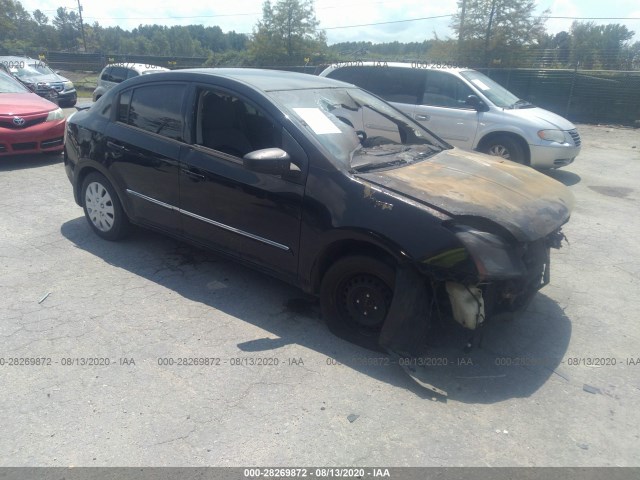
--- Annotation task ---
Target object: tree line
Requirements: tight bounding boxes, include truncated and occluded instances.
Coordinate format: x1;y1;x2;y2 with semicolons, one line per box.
1;0;639;69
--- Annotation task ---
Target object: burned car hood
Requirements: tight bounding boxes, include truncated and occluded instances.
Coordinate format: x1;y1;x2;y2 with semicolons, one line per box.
357;148;574;242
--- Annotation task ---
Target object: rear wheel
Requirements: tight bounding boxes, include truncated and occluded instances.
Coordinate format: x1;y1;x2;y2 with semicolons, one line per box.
320;255;395;347
482;135;527;164
81;172;129;241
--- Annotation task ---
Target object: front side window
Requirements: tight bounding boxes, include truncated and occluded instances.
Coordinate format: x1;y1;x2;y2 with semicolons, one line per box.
422;71;475;108
460;70;520;108
119;84;186;141
194;88;280;157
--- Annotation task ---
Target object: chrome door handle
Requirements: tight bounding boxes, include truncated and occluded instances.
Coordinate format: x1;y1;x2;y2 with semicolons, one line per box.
106;141;126;151
182;168;205;181
415;114;430;121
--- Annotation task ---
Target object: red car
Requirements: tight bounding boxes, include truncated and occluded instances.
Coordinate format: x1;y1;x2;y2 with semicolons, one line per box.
0;71;65;156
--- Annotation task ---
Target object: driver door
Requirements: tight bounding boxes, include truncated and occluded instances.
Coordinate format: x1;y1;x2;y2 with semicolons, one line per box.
178;86;306;281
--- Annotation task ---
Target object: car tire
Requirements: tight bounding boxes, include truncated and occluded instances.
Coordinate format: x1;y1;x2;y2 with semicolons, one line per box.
320;255;396;347
81;172;129;241
483;135;527;164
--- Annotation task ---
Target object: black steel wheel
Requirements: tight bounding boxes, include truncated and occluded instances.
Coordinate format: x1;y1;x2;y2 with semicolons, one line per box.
320;255;395;347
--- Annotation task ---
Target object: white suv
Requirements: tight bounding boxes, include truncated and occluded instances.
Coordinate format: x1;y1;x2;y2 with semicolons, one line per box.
320;62;581;168
93;63;169;101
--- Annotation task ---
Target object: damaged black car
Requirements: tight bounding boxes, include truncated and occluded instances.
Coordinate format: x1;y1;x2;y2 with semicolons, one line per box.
63;69;573;357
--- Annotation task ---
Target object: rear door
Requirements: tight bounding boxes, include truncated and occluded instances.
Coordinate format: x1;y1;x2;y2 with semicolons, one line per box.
178;85;305;281
104;82;187;235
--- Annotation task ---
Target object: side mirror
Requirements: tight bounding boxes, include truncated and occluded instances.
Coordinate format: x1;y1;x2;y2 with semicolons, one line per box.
465;95;488;112
243;148;291;175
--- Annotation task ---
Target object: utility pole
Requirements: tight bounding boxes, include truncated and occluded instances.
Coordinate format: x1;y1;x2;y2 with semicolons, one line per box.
77;0;87;52
484;0;497;66
458;0;467;63
458;0;467;45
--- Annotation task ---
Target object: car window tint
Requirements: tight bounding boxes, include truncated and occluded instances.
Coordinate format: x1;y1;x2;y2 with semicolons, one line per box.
327;66;372;88
126;69;139;79
329;67;422;105
368;67;423;104
117;89;132;122
101;66;113;81
422;71;475;108
110;67;128;83
125;84;186;141
195;88;280;157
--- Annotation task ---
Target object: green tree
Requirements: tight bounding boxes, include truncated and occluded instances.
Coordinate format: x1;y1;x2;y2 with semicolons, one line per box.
452;0;548;66
249;0;327;66
33;9;47;26
569;22;633;69
52;7;80;50
1;0;37;52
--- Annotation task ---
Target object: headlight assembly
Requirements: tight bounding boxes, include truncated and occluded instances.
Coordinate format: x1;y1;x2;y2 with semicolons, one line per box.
537;129;566;143
454;226;526;280
46;108;64;121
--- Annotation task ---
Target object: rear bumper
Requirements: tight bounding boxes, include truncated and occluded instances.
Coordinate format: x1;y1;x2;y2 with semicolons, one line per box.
0;119;65;156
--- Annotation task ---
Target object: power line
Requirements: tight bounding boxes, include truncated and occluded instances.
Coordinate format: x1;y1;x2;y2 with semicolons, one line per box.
324;14;452;30
83;13;261;21
541;16;640;20
76;13;640;28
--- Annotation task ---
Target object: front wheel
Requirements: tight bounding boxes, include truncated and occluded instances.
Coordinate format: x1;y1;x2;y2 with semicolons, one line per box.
482;136;527;164
320;255;395;349
81;172;129;241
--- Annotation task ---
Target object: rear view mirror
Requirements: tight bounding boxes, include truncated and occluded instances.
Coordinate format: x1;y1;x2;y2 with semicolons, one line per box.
243;148;291;175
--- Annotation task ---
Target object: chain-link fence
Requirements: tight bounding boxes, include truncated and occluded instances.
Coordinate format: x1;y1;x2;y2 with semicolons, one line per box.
478;68;640;125
25;51;640;126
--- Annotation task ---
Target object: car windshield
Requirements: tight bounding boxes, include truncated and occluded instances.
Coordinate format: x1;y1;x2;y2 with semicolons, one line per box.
0;73;29;93
13;63;55;77
460;70;533;109
269;87;448;172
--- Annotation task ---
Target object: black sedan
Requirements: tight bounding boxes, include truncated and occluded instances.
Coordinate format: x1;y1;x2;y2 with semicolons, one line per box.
63;68;573;356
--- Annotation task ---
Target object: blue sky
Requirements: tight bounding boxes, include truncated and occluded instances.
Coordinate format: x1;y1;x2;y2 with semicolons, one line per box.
19;0;640;44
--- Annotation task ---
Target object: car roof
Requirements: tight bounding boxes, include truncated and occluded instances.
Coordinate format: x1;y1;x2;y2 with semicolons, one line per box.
103;62;169;72
321;61;471;75
151;68;347;91
0;55;40;64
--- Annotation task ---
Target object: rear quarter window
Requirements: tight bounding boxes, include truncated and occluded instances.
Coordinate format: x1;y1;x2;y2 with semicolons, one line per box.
328;66;423;105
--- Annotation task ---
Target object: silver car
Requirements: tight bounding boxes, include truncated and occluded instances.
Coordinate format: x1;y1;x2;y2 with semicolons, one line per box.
321;62;581;169
92;63;169;101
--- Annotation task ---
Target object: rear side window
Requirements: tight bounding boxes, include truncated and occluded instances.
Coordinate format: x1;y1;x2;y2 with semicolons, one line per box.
328;66;424;105
100;66;113;81
126;69;139;79
110;67;128;83
422;71;475;109
118;84;186;141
